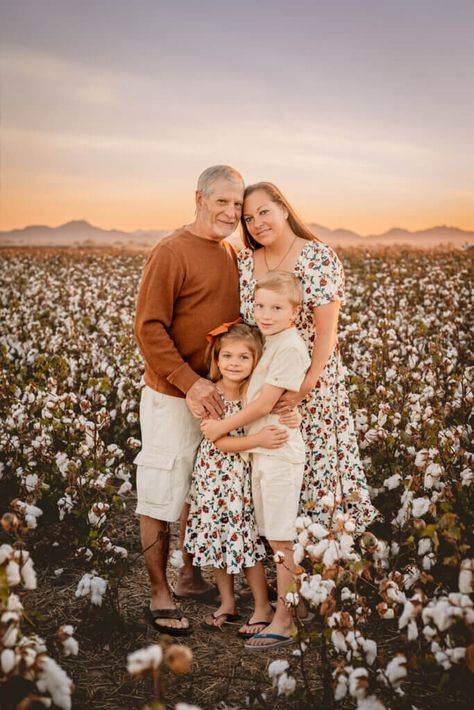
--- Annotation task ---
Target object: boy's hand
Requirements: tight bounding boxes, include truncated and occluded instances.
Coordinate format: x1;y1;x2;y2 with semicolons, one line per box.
278;407;302;429
257;425;289;449
200;417;226;442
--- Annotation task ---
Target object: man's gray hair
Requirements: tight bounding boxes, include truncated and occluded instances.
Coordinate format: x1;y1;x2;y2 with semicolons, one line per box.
196;165;244;195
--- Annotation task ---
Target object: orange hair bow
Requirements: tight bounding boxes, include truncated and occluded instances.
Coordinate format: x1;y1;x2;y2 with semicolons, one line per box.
206;317;243;344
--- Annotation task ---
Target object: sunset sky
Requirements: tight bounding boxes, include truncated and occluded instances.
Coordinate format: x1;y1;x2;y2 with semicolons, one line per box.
1;0;473;234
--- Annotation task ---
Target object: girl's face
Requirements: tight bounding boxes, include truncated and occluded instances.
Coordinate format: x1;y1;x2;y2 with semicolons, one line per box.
243;190;289;246
217;338;255;384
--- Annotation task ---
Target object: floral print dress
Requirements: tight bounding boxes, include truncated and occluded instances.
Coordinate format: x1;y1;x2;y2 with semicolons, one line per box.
184;399;266;574
238;241;379;533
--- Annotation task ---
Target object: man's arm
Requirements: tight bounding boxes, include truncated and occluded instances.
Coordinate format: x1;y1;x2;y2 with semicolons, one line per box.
135;245;223;417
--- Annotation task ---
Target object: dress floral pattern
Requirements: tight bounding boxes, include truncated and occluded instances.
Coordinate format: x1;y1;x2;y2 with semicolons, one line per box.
238;241;380;533
184;399;266;574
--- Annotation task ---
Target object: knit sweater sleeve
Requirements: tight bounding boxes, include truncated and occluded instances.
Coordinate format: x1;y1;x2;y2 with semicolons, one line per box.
134;244;200;394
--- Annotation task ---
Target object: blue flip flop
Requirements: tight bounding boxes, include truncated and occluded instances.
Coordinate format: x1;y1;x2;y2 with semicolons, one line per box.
244;632;294;652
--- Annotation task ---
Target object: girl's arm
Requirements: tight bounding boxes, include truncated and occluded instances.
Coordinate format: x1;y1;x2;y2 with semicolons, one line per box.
215;425;289;453
200;383;283;442
274;301;340;411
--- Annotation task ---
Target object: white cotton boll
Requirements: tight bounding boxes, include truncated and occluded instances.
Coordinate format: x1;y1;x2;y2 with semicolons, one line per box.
118;481;132;495
341;587;355;602
90;575;107;606
423;625;437;640
24;473;39;492
321;492;335;509
7;594;23;611
459;559;473;594
407;619;418;641
273;550;285;563
348;667;369;699
277;672;296;696
54;568;64;577
461;468;473;486
286;592;299;606
1;648;16;673
334;674;348;701
6;560;21;587
384;473;402;490
362;638;377;666
295;515;312;531
0;544;14;564
385;655;407;686
411;497;430;518
331;630;347;653
418;538;432;556
127;644;163;675
298;529;309;546
75;573;92;598
308;522;329;539
37;656;73;710
414;450;430;468
62;636;79;657
268;659;289;679
391;542;400;556
20;557;37;590
399;601;416;629
323;540;340;566
293;543;305;565
2;624;18;647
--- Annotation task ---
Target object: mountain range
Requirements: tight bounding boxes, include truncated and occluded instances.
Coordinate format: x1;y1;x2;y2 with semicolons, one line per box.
1;219;473;248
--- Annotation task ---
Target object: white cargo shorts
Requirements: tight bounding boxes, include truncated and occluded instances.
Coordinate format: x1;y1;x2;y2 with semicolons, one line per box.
134;385;202;522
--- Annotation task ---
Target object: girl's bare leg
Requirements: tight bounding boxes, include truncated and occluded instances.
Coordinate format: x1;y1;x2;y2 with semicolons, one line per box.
203;568;236;628
239;562;273;635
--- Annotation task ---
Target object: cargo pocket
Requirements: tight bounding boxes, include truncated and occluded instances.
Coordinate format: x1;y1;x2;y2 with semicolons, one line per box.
134;447;176;508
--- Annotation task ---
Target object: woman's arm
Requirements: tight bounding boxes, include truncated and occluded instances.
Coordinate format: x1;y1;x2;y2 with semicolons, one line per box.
215;425;289;453
200;383;283;442
274;300;340;410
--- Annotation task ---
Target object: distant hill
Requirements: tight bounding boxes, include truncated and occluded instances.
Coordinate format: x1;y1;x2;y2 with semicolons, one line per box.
1;219;473;249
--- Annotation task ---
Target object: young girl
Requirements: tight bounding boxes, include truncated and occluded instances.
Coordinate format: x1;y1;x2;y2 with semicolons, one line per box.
184;322;290;635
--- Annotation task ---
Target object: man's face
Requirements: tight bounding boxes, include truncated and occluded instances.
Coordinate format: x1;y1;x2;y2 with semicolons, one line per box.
195;177;243;240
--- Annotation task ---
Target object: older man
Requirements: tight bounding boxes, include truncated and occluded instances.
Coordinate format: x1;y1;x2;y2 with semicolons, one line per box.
134;165;244;634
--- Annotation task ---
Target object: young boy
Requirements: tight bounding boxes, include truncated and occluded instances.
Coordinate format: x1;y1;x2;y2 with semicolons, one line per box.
201;271;310;651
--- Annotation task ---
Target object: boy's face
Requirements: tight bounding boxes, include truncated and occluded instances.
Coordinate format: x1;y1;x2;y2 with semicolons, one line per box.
253;288;299;336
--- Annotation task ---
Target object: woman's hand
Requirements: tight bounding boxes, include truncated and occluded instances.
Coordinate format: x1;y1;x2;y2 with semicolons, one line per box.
257;425;289;449
200;417;226;442
278;406;302;429
272;376;314;413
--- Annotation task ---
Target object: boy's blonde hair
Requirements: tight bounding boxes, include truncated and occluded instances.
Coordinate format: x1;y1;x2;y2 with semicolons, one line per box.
206;323;263;385
254;271;303;307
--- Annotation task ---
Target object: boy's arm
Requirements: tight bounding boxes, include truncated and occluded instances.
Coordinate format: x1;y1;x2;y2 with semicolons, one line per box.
215;425;289;453
200;384;283;442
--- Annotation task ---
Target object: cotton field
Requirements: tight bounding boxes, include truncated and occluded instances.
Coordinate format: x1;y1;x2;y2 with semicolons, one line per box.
0;247;472;709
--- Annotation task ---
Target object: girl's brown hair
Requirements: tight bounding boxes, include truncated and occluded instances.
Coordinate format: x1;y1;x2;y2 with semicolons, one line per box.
241;181;322;250
206;323;263;387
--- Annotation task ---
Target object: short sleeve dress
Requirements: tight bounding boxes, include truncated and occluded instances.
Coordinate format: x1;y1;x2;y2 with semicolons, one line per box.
238;241;379;533
184;399;266;574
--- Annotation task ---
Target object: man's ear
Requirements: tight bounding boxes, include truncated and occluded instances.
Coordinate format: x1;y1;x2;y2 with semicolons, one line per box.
195;190;203;209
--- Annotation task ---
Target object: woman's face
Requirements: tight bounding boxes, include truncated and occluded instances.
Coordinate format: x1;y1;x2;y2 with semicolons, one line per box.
243;190;288;247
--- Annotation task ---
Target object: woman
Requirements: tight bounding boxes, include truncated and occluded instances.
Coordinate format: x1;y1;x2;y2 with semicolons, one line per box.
238;182;379;532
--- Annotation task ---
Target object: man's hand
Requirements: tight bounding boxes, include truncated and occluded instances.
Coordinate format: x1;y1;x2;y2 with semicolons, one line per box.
278;407;302;429
257;425;289;449
186;378;224;419
200;417;226;442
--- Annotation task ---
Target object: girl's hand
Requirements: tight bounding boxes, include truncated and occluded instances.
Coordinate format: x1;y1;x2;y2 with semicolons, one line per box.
200;418;226;442
257;425;289;449
278;407;302;429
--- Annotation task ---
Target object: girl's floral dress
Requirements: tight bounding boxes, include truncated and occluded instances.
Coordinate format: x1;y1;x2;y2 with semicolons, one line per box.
238;241;379;533
184;399;266;574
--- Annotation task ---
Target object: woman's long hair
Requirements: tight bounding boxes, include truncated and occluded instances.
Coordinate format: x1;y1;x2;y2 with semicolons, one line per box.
241;182;322;250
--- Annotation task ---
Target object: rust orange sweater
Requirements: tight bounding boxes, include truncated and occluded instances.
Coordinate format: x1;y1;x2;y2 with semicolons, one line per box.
135;227;240;398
